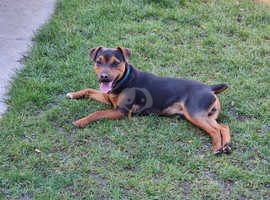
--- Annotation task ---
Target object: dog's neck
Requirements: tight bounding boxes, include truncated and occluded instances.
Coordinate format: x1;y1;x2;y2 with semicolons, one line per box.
114;63;130;88
111;63;134;94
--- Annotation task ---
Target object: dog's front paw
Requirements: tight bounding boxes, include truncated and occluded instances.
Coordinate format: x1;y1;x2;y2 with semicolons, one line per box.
73;119;87;128
66;93;74;99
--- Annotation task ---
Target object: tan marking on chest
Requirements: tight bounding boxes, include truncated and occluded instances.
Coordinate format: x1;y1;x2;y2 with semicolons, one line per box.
108;94;119;109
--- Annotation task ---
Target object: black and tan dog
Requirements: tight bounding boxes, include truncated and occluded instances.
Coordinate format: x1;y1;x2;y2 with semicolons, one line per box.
66;47;231;154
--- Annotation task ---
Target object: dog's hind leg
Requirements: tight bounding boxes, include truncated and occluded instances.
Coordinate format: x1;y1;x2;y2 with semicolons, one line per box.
208;96;231;153
220;125;231;153
184;112;223;154
161;101;223;154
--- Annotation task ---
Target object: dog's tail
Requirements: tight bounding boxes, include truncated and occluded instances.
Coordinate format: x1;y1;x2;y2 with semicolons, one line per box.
210;84;228;94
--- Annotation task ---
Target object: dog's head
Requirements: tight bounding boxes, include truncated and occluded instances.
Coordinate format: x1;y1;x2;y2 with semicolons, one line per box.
89;47;131;93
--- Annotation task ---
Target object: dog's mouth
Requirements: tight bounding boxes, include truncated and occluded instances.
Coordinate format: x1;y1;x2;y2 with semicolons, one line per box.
100;81;113;93
99;75;120;94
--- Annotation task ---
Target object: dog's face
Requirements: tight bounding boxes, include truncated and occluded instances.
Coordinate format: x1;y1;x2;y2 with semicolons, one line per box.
90;47;131;93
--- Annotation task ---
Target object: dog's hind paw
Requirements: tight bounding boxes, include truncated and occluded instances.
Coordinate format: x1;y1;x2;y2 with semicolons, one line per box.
223;143;232;154
66;93;73;99
213;148;223;155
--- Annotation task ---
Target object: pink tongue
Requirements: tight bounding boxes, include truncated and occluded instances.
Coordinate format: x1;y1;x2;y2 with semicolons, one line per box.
100;82;113;93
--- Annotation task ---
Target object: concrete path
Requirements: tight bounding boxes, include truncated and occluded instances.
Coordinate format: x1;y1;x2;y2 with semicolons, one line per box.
0;0;56;117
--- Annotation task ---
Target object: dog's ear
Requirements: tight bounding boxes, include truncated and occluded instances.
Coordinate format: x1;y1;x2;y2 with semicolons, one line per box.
89;46;103;61
117;47;131;62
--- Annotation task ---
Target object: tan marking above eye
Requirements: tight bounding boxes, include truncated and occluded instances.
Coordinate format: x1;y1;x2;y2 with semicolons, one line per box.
96;56;105;65
109;56;120;65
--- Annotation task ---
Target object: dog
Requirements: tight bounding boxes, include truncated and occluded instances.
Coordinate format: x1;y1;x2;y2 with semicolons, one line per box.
66;47;231;154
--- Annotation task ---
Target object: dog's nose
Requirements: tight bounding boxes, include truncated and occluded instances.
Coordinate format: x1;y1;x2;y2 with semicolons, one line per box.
100;73;110;81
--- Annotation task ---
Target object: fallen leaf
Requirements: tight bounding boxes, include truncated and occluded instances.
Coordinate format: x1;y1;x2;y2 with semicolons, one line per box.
201;25;207;30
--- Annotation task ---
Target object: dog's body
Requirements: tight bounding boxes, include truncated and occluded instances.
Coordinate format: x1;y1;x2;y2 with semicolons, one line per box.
67;47;231;154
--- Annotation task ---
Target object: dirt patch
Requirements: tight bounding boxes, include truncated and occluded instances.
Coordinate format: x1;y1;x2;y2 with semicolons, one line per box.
228;107;254;122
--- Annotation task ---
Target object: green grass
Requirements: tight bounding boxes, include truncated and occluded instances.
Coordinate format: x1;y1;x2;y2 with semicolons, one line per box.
1;0;270;199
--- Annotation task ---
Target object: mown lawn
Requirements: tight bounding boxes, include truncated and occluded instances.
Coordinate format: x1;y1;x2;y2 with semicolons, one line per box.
1;0;270;199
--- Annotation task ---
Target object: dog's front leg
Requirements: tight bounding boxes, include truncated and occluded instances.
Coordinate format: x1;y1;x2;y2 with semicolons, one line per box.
73;109;125;128
66;88;110;105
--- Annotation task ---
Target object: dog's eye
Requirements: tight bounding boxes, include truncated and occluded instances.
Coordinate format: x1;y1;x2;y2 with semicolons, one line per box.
96;61;102;65
112;61;119;67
